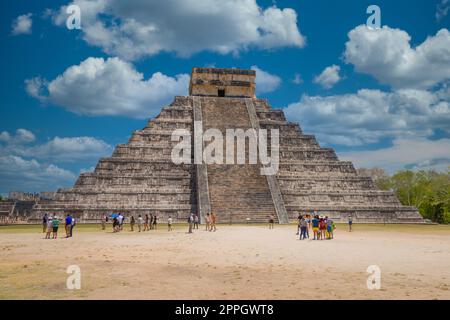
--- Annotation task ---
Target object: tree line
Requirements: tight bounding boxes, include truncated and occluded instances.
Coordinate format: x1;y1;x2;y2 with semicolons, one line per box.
358;168;450;224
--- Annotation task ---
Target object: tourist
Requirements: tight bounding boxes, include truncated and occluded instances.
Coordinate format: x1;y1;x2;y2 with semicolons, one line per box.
299;216;308;240
112;216;118;232
296;213;301;235
210;212;217;232
101;213;107;230
137;214;143;232
42;213;48;233
268;214;274;229
52;216;60;239
348;215;353;232
149;214;154;230
205;213;211;231
153;214;158;230
65;214;72;238
311;215;319;240
305;214;311;239
168;216;173;231
130;216;135;232
188;213;194;233
45;216;53;239
327;217;334;239
70;216;76;237
193;214;199;229
117;213;124;231
319;217;327;240
144;214;149;231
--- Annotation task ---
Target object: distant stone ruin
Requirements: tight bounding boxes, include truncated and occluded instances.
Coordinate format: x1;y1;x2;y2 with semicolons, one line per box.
31;68;423;224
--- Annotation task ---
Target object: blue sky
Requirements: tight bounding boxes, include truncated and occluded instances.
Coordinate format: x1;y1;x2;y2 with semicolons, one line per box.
0;0;449;194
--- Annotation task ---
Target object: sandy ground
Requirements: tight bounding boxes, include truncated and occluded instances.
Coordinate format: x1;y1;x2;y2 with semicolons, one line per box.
0;223;449;300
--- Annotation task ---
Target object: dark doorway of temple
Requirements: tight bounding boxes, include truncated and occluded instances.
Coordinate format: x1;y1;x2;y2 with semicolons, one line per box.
218;89;225;97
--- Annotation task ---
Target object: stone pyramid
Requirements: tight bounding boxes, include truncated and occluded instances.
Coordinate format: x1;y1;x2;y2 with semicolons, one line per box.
32;68;423;223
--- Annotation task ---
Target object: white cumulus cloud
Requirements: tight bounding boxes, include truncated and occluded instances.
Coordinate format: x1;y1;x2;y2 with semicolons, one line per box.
0;130;112;163
0;156;76;193
26;57;190;119
340;138;450;173
284;87;450;147
11;13;33;35
313;65;341;89
251;65;282;94
50;0;305;60
344;25;450;89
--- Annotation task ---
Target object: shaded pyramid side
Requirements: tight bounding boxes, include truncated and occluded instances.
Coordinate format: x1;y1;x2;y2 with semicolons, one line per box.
32;97;197;222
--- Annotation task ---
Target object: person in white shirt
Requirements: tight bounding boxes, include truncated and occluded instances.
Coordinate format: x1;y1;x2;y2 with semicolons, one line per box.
168;216;173;231
137;215;143;232
117;214;123;232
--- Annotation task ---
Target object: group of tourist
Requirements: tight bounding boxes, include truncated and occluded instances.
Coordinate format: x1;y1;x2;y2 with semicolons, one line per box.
42;212;76;239
203;212;217;232
296;214;336;240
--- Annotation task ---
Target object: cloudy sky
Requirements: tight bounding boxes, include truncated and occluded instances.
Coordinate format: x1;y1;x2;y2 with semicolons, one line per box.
1;0;449;194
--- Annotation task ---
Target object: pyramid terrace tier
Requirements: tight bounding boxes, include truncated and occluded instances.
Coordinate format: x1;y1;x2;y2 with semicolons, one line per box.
282;190;401;206
285;205;422;223
75;173;193;189
278;176;377;190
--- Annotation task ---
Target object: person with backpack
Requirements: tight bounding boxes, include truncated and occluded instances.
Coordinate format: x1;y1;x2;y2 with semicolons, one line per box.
52;216;60;239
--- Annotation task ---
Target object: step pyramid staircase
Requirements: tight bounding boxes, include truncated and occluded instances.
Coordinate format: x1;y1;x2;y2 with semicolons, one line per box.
31;68;423;224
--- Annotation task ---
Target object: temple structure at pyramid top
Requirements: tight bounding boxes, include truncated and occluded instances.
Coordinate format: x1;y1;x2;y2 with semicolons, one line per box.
30;67;423;224
189;67;256;98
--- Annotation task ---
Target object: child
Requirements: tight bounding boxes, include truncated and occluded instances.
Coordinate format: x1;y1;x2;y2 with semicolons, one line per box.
311;215;319;240
319;217;326;240
168;216;173;231
326;217;333;239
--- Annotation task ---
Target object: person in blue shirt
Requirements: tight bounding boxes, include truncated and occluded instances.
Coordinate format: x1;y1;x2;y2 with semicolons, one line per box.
65;214;72;238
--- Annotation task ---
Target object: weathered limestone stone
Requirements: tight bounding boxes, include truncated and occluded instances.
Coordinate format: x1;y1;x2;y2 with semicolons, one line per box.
32;67;423;224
